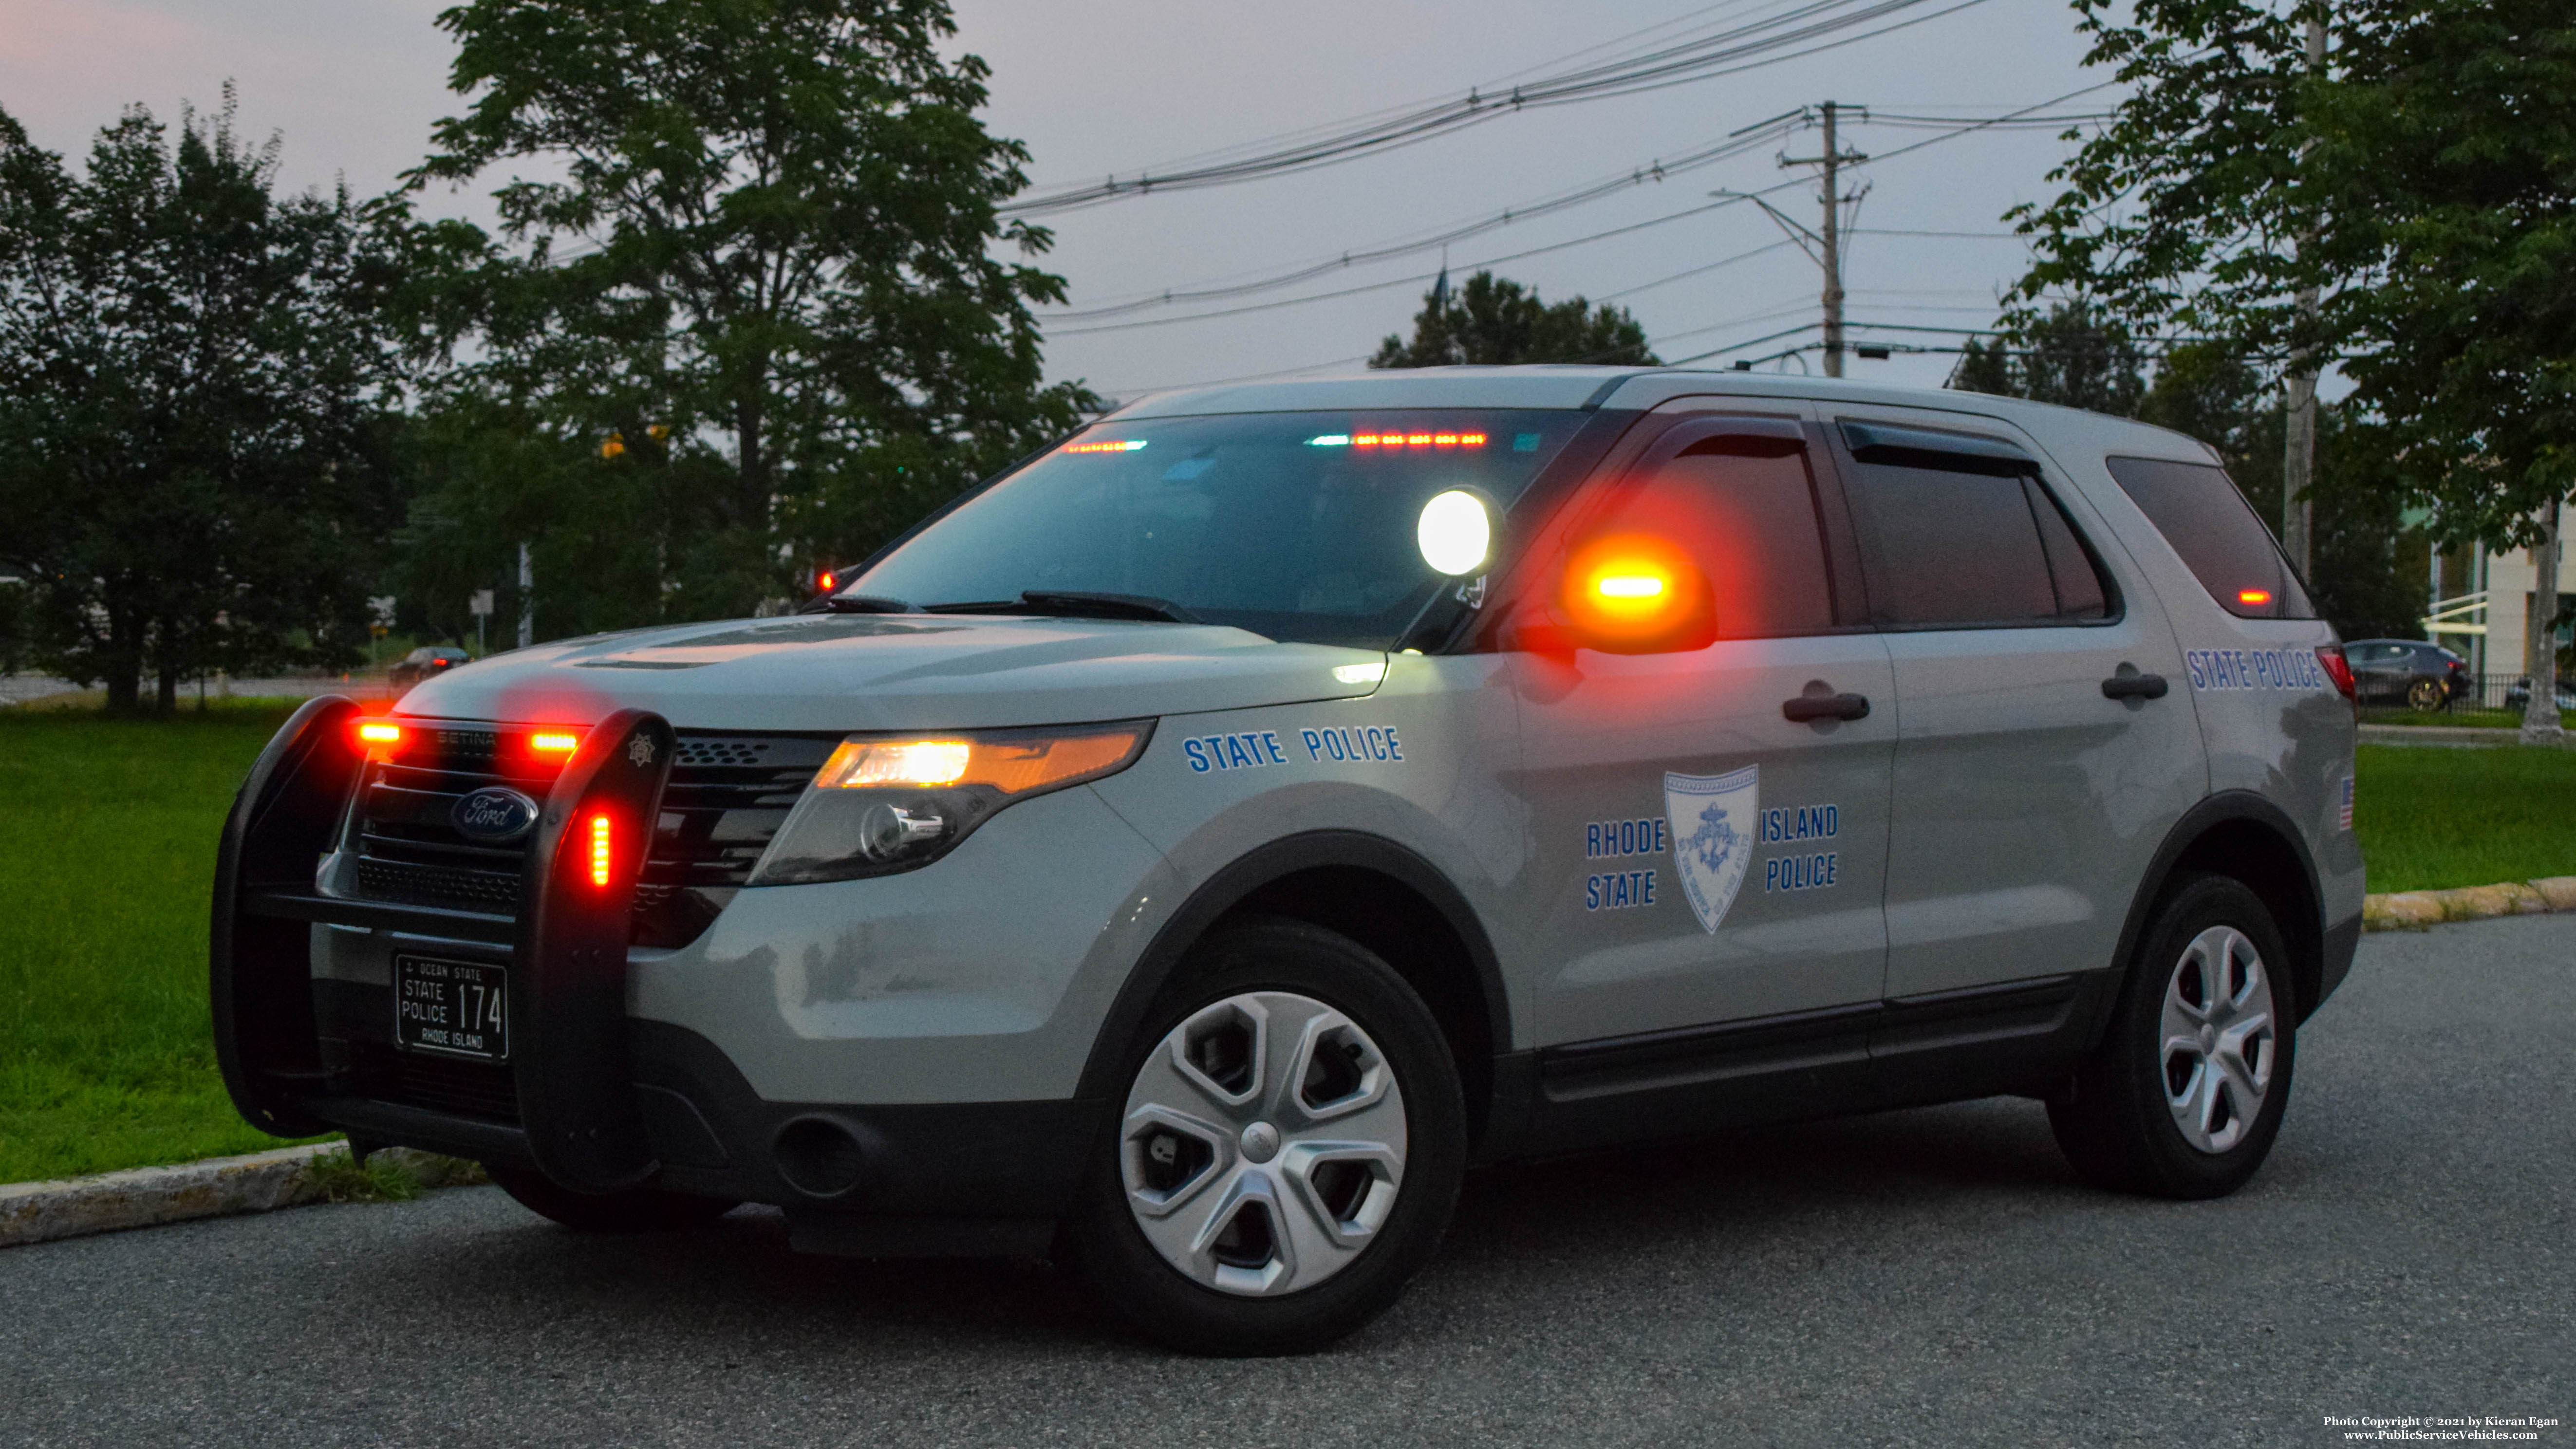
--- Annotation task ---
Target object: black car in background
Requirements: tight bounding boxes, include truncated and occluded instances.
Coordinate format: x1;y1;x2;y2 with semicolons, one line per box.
388;645;471;691
2343;638;2470;710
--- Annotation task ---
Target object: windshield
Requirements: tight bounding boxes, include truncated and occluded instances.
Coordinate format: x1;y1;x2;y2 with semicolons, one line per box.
849;410;1587;648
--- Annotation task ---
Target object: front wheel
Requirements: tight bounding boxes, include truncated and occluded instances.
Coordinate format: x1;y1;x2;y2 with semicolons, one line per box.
2407;677;2446;711
484;1164;740;1232
1062;918;1467;1356
2049;873;2296;1198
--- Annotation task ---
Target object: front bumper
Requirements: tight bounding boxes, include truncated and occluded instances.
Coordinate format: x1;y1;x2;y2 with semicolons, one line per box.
211;698;1127;1230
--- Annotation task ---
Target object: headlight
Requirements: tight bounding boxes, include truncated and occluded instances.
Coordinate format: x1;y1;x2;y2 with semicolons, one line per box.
746;721;1154;886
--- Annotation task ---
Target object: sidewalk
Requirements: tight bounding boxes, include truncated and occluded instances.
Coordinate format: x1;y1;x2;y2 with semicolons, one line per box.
1;673;392;706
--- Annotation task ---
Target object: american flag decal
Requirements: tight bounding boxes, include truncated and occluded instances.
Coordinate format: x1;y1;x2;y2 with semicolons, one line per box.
2339;776;2355;831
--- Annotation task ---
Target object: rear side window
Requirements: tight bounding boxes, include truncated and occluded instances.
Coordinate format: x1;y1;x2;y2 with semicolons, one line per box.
1578;433;1836;638
1837;428;2115;628
2104;456;2315;619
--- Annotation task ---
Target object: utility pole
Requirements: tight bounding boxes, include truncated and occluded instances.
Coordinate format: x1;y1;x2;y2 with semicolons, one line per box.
2281;11;2327;576
2527;498;2565;744
1778;102;1867;377
516;542;534;650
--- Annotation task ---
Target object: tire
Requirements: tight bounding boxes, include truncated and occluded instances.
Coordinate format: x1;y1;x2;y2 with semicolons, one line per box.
2049;873;2297;1199
1062;917;1467;1356
2407;677;2446;711
484;1164;740;1232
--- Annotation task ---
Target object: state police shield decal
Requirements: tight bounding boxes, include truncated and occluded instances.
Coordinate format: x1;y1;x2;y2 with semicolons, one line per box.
1665;765;1757;934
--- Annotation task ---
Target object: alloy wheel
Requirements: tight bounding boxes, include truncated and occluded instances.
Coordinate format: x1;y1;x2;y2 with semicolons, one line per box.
2159;925;2277;1154
1120;990;1407;1297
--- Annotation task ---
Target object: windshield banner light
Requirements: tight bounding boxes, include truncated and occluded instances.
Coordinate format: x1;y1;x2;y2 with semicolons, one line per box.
1064;439;1148;454
1308;431;1487;449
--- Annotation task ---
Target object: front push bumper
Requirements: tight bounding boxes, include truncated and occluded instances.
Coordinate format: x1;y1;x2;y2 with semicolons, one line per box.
211;697;1105;1245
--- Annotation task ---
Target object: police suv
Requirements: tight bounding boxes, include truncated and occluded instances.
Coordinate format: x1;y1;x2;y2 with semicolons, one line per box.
212;368;2363;1355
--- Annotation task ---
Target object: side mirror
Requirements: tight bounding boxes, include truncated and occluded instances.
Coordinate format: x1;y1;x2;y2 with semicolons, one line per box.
1546;534;1717;655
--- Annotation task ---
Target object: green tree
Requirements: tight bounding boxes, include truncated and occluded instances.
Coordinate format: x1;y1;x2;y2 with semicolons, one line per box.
1948;300;2146;415
1371;271;1658;368
2010;0;2576;550
402;0;1094;628
0;93;407;710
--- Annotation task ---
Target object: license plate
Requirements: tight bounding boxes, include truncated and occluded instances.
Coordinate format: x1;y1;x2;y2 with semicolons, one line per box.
393;955;509;1062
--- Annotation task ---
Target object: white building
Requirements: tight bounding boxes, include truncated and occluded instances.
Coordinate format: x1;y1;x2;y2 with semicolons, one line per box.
2427;529;2575;681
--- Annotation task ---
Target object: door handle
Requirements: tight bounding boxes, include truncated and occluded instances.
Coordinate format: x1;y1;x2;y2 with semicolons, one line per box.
2101;671;2169;701
1783;692;1871;723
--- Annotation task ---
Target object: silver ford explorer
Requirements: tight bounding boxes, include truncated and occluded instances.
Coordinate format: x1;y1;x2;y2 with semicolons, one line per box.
212;367;2364;1355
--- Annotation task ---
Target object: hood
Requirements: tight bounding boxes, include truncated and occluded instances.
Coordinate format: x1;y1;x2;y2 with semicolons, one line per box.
392;614;1386;732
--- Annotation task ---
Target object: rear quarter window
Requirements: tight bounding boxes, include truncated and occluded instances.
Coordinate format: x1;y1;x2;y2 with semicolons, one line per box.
2104;456;2315;619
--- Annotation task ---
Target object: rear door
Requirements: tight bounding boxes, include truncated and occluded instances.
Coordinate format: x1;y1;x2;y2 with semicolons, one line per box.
1508;411;1896;1047
1822;411;2206;1006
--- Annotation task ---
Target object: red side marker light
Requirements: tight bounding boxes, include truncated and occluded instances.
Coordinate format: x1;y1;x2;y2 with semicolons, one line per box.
2239;588;2273;607
588;812;614;888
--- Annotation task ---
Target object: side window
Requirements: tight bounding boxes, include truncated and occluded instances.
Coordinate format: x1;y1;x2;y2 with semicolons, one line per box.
2104;455;2316;619
1838;429;2112;628
1578;433;1836;638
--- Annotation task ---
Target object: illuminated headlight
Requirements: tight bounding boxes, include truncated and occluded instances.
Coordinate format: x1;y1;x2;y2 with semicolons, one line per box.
747;721;1155;886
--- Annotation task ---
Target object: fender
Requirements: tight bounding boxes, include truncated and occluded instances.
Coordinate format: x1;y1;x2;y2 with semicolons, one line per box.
210;695;365;1137
1072;829;1512;1115
2086;789;2332;1052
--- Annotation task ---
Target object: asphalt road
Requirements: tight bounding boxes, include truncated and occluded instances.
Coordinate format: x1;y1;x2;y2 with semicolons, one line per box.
7;918;2570;1449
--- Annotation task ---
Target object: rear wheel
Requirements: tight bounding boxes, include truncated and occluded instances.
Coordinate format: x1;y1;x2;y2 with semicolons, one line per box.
1063;918;1466;1356
2049;873;2296;1199
484;1164;739;1232
2407;676;2446;711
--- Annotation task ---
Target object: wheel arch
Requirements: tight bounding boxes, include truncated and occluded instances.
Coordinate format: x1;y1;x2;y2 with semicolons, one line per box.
2106;793;2328;1034
1075;831;1512;1152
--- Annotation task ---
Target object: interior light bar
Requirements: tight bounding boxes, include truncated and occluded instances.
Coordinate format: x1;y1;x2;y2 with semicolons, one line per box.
1064;439;1147;454
2238;588;2274;607
1350;432;1486;449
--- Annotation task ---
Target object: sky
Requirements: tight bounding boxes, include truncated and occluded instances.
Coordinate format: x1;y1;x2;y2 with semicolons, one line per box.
0;0;2112;404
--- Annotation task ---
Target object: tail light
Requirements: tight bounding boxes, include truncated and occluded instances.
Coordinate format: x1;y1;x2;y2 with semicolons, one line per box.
2316;645;2356;701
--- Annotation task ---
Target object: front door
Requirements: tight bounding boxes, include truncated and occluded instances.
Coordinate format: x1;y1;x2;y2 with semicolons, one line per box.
1508;411;1896;1048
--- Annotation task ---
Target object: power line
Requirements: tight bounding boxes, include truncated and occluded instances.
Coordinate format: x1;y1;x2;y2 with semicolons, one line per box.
1042;91;2110;336
1043;122;1805;322
1001;0;1997;217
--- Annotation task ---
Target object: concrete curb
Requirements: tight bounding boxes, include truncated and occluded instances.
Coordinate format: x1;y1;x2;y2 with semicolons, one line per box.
2364;875;2576;932
0;1144;483;1250
2357;724;2576;747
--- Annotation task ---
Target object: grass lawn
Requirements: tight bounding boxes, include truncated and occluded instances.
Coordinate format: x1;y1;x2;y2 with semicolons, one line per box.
0;702;333;1184
1;705;2571;1184
2352;742;2576;893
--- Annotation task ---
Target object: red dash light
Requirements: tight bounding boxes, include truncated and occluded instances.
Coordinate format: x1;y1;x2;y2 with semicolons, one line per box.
1348;431;1486;450
2239;588;2273;607
588;812;614;888
529;731;580;756
355;720;404;750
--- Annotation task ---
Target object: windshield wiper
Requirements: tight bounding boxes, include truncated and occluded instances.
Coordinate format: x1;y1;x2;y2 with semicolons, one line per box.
799;594;915;615
927;591;1200;624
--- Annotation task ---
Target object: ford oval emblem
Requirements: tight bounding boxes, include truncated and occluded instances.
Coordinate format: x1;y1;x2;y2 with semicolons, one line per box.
452;786;541;844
